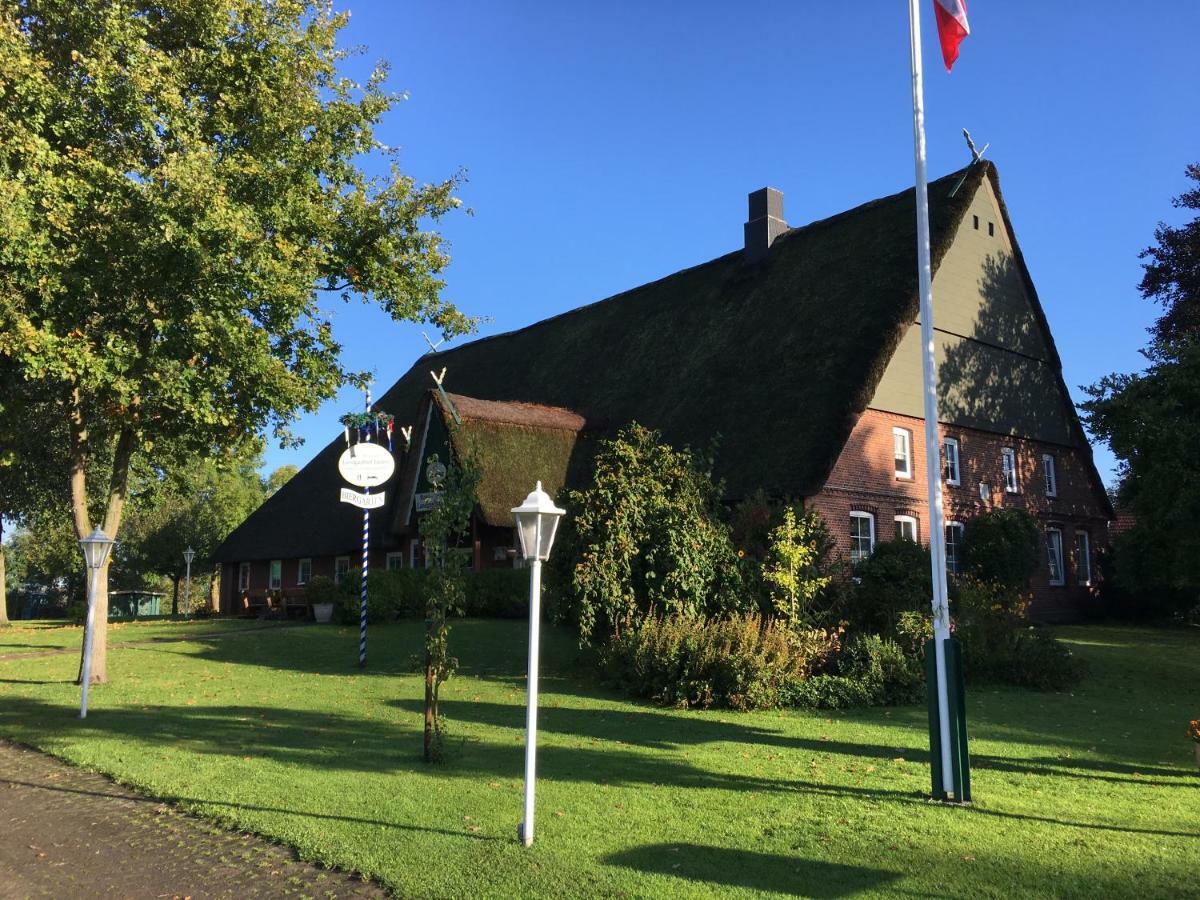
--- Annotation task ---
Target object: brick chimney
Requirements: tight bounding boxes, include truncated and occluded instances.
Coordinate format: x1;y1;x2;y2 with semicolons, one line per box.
743;187;787;263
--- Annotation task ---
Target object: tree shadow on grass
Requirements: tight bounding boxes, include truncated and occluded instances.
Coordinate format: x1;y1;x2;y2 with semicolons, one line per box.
1;695;1195;842
603;843;899;898
395;697;1198;789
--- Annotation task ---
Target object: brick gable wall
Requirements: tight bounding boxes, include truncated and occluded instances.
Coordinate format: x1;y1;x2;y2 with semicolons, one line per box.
806;408;1110;621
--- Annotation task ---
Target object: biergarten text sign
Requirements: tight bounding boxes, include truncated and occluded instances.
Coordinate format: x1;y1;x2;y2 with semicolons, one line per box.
340;487;385;509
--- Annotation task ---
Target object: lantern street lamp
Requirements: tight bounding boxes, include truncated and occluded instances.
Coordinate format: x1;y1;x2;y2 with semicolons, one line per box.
182;546;196;617
78;527;115;719
512;481;565;847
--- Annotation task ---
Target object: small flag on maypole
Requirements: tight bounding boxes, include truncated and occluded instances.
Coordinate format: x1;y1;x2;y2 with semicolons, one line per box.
933;0;970;70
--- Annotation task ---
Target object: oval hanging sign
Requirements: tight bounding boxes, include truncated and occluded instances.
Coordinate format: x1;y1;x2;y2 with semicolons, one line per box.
337;442;395;488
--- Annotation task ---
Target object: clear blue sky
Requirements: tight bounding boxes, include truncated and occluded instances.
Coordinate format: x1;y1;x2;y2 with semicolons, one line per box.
263;0;1200;487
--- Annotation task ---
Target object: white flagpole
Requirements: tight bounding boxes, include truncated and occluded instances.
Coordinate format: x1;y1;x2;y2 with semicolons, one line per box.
907;0;955;798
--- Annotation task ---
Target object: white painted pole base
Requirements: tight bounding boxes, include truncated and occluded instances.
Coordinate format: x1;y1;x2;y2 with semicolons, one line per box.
79;568;97;719
520;556;543;846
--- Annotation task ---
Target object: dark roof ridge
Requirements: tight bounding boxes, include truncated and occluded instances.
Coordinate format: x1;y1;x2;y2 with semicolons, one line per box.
418;164;980;374
770;162;978;250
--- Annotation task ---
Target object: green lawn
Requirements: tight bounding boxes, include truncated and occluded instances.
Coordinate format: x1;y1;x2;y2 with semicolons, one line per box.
0;620;1195;898
0;617;279;655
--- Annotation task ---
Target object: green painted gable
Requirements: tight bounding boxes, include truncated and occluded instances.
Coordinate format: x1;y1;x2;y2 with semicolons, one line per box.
869;178;1077;444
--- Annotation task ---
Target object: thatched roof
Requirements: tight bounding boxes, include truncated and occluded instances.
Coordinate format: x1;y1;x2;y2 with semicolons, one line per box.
215;162;1104;562
395;392;592;528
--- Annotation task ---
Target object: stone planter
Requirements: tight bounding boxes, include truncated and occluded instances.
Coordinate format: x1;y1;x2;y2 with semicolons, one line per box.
313;602;335;624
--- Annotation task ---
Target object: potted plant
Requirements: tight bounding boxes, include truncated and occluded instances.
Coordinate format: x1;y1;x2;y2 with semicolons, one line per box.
1189;720;1200;769
305;575;338;624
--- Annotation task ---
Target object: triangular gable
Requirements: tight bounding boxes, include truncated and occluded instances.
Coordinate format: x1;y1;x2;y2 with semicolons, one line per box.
866;167;1113;516
390;391;590;533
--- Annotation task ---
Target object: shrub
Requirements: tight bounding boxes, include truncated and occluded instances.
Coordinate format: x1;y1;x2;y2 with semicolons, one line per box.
600;612;838;710
1094;531;1195;621
961;509;1040;589
461;569;528;618
304;575;339;606
563;424;744;643
336;569;427;624
1001;628;1087;691
785;674;877;709
894;609;933;658
841;539;931;635
951;576;1085;691
787;634;924;709
840;634;925;705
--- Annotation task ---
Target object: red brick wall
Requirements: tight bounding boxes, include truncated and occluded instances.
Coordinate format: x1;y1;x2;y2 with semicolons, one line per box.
218;524;522;613
807;409;1110;621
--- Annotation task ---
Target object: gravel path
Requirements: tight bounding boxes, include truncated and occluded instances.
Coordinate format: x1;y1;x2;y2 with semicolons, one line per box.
0;740;389;899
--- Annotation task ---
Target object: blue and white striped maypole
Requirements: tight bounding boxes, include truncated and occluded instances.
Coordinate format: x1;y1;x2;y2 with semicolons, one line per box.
359;387;371;668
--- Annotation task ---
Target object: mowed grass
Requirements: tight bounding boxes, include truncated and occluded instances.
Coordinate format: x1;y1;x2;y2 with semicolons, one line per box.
0;617;276;655
0;621;1195;899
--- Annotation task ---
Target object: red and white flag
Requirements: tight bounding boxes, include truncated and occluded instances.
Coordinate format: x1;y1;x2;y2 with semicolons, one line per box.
933;0;970;70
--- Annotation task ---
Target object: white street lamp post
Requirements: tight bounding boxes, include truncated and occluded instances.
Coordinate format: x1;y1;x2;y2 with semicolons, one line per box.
79;527;115;719
182;546;196;616
512;481;565;847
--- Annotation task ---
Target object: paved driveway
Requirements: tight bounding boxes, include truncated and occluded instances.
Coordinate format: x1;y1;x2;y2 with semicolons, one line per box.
0;739;389;899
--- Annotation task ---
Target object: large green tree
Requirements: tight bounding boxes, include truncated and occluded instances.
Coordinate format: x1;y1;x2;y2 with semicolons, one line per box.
1082;164;1200;614
0;1;472;680
119;451;269;614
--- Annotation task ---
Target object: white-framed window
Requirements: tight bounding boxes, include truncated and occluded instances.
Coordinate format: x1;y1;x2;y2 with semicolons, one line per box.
334;556;350;586
893;428;913;479
1002;447;1019;493
1046;528;1065;586
894;515;919;543
1043;454;1058;497
1075;531;1091;586
943;437;961;486
945;522;965;574
410;538;422;570
849;511;875;564
238;562;251;592
297;558;312;585
269;559;282;590
386;551;404;572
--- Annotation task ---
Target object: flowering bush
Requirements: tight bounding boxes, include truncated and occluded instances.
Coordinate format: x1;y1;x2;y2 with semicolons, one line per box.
1187;720;1200;743
600;612;841;710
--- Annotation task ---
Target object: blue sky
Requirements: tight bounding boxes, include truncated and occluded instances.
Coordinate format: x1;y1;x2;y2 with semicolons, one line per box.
265;0;1200;486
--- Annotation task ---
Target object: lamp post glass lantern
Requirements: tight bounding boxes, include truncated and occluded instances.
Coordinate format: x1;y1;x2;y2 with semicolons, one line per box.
512;481;565;847
182;546;196;616
78;527;115;718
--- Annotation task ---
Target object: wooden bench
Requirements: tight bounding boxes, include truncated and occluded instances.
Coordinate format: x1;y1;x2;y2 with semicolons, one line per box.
240;591;313;620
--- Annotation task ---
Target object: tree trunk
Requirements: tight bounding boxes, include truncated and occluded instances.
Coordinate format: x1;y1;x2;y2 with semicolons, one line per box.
0;523;9;626
171;576;180;617
209;566;220;613
85;560;112;684
424;618;434;762
69;394;137;685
